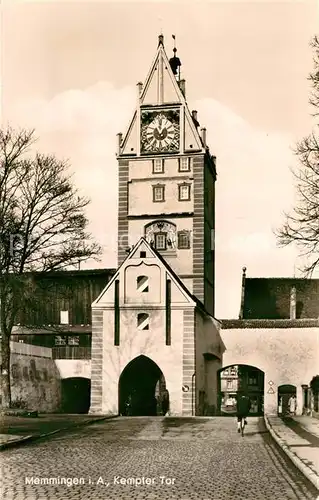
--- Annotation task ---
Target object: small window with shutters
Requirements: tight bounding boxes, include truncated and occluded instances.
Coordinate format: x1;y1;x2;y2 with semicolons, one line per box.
137;313;149;330
178;184;191;201
153;159;164;174
137;275;149;292
155;232;167;250
179;157;191;172
177;231;190;249
153;185;165;202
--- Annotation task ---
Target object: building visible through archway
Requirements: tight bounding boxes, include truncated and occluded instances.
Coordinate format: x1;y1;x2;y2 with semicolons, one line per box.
119;355;168;416
278;384;296;416
218;365;264;415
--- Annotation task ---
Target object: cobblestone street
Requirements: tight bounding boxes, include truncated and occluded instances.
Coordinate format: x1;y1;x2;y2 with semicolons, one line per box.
2;417;318;500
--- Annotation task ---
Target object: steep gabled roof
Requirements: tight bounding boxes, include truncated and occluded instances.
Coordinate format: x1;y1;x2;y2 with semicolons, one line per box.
119;35;204;156
93;237;193;306
93;237;218;323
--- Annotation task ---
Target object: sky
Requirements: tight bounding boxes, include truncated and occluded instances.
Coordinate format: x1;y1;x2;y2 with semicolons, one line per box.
1;0;318;318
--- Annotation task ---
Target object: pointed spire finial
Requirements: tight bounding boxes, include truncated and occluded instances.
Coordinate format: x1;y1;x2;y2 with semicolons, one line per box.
158;34;164;46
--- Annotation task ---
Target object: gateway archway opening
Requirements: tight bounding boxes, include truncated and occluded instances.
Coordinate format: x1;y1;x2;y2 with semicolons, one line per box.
119;355;168;416
278;384;296;416
218;365;264;416
61;377;91;413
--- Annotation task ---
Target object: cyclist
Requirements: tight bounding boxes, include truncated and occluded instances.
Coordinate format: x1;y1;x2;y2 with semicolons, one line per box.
236;392;251;433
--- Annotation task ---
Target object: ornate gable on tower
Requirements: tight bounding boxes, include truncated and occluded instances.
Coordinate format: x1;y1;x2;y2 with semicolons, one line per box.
93;238;196;308
117;34;217;317
119;35;204;157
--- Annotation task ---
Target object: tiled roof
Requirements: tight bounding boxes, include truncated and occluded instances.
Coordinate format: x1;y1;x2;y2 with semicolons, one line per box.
221;318;319;329
243;278;319;319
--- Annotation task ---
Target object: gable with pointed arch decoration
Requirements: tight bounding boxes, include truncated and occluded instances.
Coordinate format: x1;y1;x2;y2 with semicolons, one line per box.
118;355;168;416
124;262;161;303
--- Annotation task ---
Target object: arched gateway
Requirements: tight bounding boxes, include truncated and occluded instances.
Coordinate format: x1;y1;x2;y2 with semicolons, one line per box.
218;364;264;416
61;377;91;413
119;355;168;416
278;384;296;416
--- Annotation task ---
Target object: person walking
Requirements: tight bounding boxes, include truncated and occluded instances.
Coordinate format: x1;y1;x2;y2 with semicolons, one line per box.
236;392;251;433
288;395;297;416
125;394;133;416
162;389;169;416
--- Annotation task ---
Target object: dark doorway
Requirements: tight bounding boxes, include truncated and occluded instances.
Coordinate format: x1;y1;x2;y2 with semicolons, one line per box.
278;384;296;416
217;364;264;416
61;377;91;413
119;355;167;416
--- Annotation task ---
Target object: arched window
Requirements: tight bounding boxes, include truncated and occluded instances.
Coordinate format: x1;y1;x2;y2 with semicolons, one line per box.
137;275;149;292
137;313;149;330
145;220;176;251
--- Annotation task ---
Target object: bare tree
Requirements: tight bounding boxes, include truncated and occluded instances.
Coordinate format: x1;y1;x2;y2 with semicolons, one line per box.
0;127;101;408
276;36;319;275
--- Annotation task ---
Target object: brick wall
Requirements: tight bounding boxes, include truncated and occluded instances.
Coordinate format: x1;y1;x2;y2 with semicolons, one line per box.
192;157;205;304
118;159;129;266
89;310;104;414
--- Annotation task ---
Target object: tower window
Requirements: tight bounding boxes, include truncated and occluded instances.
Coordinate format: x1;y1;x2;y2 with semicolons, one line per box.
155;232;167;250
177;231;190;249
137;313;149;330
153;185;165;202
137;275;149;292
178;184;191;201
153;159;164;174
179;157;191;172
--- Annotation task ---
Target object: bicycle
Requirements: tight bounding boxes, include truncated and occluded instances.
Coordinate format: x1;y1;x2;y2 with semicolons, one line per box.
238;417;247;437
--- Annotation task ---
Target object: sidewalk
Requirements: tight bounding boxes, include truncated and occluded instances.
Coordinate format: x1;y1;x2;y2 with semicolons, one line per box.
0;413;117;450
265;415;319;492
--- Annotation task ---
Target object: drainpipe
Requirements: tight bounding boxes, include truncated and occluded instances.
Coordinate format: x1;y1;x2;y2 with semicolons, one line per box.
191;373;196;416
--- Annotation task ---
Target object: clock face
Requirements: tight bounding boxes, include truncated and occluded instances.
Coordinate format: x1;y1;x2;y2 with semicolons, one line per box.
141;109;180;153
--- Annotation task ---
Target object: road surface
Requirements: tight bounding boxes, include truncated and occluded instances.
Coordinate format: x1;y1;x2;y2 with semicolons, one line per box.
2;416;318;499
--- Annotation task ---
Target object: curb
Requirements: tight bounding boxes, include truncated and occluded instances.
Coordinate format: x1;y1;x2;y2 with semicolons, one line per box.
0;415;118;451
264;415;319;492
